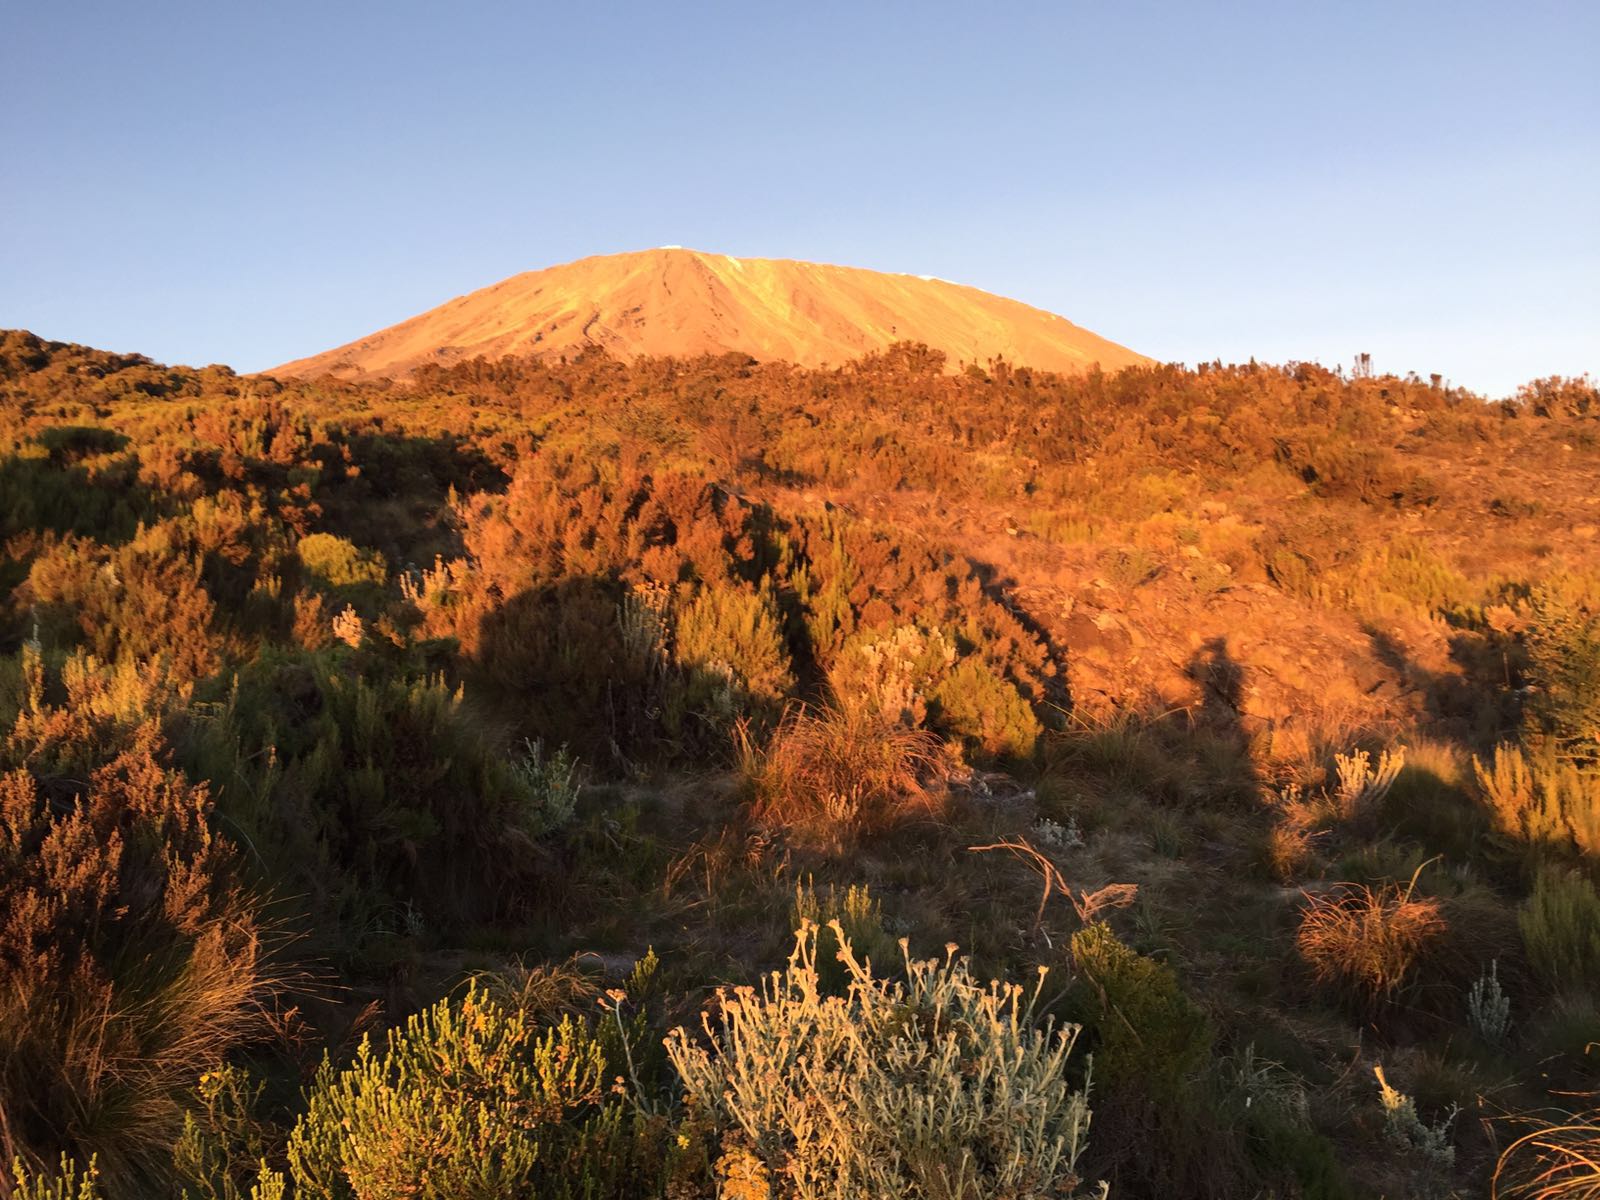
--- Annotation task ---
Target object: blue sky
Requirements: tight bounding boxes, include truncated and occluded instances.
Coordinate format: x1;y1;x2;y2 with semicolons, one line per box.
3;1;1595;395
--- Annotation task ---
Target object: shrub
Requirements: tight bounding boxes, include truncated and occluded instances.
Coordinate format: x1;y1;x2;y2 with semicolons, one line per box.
295;532;387;590
1295;873;1447;1013
285;983;663;1200
23;533;219;682
508;739;581;835
671;582;793;711
1069;921;1211;1098
1476;742;1600;857
932;656;1042;762
790;880;899;993
0;729;275;1193
1332;746;1405;824
181;655;558;956
741;705;948;847
1373;1066;1456;1171
6;1156;103;1200
1519;868;1600;991
665;922;1102;1199
6;644;185;780
1522;586;1600;764
828;623;955;727
172;1063;286;1200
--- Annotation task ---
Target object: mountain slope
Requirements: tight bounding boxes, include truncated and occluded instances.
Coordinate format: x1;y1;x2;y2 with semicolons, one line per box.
270;248;1150;379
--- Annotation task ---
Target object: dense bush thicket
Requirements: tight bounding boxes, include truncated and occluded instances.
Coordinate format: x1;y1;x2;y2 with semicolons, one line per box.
1;327;1598;1196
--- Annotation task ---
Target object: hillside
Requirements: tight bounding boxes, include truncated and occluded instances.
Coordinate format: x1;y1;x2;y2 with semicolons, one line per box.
270;247;1150;379
3;326;1600;1199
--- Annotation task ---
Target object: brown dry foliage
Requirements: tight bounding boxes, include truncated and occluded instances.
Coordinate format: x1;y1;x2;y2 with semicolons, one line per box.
0;725;277;1190
1295;870;1447;1013
740;706;949;847
1494;1105;1600;1199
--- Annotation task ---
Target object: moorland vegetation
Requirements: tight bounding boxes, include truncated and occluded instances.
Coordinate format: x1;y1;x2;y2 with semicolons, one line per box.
1;328;1598;1197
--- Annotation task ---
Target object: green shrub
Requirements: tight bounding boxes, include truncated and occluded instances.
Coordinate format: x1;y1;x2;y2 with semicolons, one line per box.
1475;742;1600;858
790;880;899;993
285;983;662;1199
296;532;387;590
172;1063;288;1200
1523;585;1600;764
181;655;558;957
667;923;1101;1199
671;582;793;711
1070;922;1211;1097
1520;868;1600;991
507;739;581;835
23;532;219;682
7;1156;103;1200
932;656;1041;761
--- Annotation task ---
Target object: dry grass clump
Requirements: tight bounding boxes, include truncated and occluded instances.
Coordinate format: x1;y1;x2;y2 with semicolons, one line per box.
1295;868;1447;1013
1494;1105;1600;1199
739;706;949;846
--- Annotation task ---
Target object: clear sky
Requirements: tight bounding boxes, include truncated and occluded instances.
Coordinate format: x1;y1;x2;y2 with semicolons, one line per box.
3;1;1595;396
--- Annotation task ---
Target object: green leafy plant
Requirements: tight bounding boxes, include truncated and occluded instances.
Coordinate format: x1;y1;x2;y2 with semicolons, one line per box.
285;982;662;1200
1070;921;1211;1098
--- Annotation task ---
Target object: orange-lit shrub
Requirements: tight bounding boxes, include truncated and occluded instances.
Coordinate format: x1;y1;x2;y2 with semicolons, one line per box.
0;728;273;1192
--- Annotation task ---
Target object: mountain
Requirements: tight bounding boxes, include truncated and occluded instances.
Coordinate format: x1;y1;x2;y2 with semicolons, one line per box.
269;248;1150;379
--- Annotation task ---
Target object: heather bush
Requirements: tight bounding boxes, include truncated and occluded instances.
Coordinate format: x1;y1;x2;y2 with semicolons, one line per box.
6;644;186;780
665;923;1102;1199
1522;585;1600;764
23;532;219;681
295;532;387;591
932;655;1042;762
285;983;665;1200
471;578;644;758
0;729;275;1193
1069;921;1211;1098
1474;742;1600;857
182;655;555;953
671;581;793;710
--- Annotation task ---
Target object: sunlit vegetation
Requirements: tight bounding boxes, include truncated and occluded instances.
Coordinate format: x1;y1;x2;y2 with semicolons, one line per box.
1;325;1599;1196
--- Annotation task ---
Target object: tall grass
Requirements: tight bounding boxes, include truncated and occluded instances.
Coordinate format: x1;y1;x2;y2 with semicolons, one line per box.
1494;1107;1600;1199
739;706;948;847
1295;867;1447;1013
